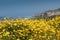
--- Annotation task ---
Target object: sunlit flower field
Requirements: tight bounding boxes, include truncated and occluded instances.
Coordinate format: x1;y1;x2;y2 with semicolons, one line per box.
0;16;60;40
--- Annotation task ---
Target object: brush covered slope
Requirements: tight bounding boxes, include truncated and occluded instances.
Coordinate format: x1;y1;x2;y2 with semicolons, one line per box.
0;16;60;40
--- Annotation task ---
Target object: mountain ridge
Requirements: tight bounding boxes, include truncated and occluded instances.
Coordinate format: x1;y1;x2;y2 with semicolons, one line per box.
33;8;60;19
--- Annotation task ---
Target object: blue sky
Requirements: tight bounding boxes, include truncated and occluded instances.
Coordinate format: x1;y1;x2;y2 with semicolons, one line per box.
0;0;60;17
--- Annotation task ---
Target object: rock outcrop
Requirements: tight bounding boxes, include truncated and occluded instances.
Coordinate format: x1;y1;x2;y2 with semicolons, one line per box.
33;8;60;19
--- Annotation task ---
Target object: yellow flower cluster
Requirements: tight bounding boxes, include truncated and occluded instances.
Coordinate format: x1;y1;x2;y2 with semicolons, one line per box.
0;16;60;40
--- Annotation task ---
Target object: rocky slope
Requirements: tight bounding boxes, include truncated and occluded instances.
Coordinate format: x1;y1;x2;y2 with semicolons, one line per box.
33;8;60;19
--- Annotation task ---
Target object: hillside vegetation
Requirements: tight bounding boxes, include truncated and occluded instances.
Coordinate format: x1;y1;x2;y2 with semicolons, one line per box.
0;16;60;40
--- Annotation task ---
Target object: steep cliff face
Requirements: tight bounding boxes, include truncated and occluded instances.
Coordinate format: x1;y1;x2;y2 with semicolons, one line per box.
33;8;60;19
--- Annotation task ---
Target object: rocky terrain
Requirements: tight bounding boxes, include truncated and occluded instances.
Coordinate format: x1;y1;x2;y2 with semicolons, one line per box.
33;8;60;19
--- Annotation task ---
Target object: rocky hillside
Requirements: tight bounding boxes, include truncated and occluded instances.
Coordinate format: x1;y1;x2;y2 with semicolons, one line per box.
33;8;60;19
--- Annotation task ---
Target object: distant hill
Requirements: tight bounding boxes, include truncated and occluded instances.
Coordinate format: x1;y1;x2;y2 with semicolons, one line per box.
0;16;5;20
33;8;60;19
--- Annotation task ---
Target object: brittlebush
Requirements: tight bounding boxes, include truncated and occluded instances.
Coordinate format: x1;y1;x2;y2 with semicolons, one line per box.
0;16;60;40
